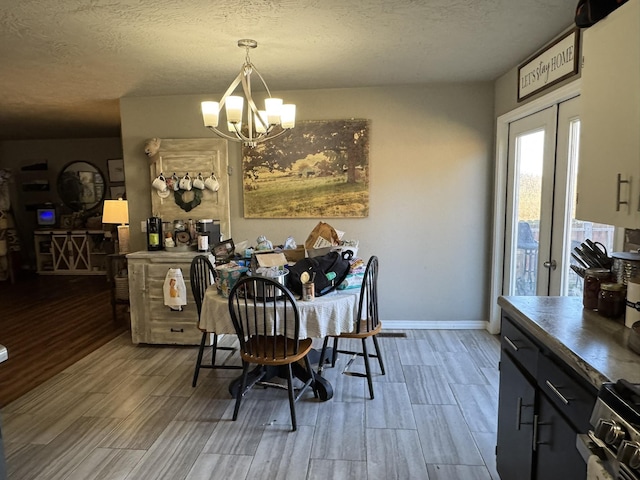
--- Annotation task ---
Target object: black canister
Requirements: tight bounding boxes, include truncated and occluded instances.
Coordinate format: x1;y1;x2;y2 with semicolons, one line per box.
583;268;611;310
597;282;626;318
147;217;163;251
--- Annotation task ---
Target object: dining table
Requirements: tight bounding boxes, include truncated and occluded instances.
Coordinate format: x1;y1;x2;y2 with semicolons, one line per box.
200;286;361;401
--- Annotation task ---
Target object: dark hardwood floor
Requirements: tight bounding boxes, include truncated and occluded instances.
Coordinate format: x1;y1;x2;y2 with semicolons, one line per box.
0;273;128;407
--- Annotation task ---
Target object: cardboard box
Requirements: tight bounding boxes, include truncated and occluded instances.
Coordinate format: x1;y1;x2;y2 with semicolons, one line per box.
282;247;305;262
255;252;288;267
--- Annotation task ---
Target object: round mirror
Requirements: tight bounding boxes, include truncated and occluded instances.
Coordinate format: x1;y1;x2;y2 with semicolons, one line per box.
57;161;106;212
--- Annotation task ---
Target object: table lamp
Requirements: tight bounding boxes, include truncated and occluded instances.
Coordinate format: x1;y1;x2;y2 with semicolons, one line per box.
102;199;130;254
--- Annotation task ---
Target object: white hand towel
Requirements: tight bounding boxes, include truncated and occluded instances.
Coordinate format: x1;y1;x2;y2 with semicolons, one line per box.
164;268;187;309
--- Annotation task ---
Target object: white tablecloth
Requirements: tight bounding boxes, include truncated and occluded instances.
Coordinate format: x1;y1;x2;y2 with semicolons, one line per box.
200;288;360;339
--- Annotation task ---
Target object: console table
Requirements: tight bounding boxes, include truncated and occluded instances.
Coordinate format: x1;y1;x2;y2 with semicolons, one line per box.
34;230;108;275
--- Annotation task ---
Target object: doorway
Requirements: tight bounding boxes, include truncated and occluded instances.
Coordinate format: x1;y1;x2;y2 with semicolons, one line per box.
489;82;621;333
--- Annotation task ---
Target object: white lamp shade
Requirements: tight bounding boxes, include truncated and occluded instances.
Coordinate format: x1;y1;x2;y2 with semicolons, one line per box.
265;98;283;125
281;104;296;128
225;96;244;123
102;199;129;225
201;101;219;127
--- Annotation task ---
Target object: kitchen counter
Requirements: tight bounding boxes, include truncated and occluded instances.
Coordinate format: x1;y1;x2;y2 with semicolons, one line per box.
498;296;640;388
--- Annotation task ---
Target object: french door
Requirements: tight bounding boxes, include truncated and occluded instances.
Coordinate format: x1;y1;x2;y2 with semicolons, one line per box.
503;96;615;297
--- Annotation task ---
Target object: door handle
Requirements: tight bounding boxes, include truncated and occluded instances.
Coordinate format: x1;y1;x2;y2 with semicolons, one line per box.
543;260;557;270
532;414;550;451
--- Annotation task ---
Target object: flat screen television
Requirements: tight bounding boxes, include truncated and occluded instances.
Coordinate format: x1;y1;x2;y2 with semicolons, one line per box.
36;208;56;227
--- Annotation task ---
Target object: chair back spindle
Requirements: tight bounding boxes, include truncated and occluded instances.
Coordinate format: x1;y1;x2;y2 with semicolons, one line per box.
229;276;302;361
355;255;379;334
190;255;217;316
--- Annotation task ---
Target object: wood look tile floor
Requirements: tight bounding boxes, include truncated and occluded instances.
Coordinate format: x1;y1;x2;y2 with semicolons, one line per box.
1;329;501;480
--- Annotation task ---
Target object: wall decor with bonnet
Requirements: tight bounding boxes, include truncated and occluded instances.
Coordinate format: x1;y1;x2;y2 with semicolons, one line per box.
145;138;231;239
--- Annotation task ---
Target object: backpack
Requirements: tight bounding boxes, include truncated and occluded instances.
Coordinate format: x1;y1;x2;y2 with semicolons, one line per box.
575;0;627;28
287;250;353;297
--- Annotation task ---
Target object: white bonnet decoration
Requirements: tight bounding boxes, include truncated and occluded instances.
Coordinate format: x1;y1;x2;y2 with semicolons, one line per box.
144;138;161;157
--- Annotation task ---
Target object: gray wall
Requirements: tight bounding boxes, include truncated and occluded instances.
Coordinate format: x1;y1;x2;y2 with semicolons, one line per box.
0;137;123;263
121;83;495;325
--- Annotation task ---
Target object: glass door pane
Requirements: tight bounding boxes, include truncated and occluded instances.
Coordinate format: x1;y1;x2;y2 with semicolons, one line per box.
514;131;544;295
504;107;557;297
556;99;616;296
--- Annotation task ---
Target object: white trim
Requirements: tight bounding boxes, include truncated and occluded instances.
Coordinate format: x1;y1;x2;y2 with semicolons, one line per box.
383;320;489;330
489;80;581;335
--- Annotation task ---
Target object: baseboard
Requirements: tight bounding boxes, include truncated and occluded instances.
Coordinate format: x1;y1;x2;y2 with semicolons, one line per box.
382;320;489;330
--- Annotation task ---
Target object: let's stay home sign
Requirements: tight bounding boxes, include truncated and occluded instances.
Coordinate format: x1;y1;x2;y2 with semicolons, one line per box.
518;29;579;101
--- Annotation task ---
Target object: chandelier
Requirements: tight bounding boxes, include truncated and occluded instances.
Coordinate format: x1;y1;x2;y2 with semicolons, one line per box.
201;39;296;147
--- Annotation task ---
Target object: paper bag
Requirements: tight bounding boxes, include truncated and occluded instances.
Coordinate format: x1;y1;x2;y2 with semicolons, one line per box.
305;222;341;250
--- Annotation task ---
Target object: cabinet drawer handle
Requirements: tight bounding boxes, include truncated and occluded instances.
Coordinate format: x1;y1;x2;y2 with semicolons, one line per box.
545;380;570;405
170;328;184;333
504;335;519;352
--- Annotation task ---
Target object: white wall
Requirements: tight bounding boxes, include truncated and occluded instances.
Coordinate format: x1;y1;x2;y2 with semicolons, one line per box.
120;83;494;325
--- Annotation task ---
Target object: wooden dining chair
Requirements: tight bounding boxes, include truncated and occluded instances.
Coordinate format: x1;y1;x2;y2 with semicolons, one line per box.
228;276;316;431
190;255;241;388
318;255;385;399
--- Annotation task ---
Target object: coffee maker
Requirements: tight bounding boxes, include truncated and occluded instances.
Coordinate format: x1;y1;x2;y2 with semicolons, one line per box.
196;219;221;249
146;217;163;251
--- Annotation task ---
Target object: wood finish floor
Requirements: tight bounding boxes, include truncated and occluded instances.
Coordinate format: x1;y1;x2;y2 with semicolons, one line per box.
2;327;501;480
0;274;128;408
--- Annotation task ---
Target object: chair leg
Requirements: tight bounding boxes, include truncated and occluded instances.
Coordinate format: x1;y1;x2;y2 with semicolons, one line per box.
192;332;207;387
304;355;319;398
233;362;250;421
372;334;385;375
361;338;374;399
331;337;339;367
317;337;330;374
210;333;218;366
286;363;297;431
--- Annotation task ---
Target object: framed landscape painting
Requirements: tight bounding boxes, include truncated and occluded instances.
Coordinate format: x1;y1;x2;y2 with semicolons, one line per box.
242;119;370;218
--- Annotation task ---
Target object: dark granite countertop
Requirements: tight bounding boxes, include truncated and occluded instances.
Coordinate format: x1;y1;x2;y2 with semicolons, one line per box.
498;296;640;389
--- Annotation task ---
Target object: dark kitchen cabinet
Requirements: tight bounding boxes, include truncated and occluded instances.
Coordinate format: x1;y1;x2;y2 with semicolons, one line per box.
535;393;588;480
496;313;596;480
496;352;536;479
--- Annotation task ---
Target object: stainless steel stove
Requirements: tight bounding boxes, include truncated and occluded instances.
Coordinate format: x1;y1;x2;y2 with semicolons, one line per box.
578;380;640;480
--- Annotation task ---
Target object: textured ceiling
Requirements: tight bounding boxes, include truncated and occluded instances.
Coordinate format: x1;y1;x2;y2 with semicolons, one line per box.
0;0;578;140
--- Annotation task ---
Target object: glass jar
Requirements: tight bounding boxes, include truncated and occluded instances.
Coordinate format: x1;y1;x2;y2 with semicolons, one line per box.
597;282;626;318
583;268;611;310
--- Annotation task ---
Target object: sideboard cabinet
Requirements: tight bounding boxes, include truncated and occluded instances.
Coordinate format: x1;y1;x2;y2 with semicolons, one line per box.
34;230;107;275
576;0;640;228
128;250;215;345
